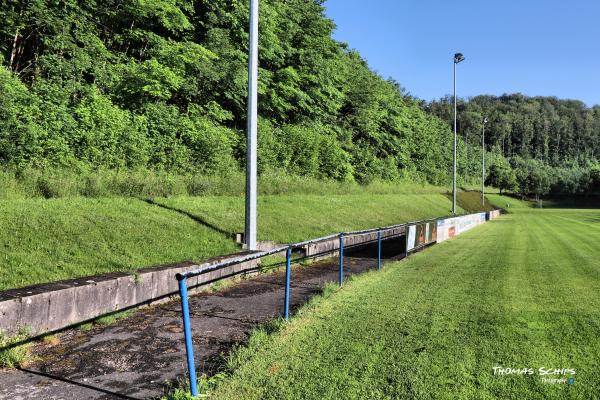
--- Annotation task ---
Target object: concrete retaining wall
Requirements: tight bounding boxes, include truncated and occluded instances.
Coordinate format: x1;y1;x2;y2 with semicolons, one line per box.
0;253;259;337
0;226;407;338
303;226;406;259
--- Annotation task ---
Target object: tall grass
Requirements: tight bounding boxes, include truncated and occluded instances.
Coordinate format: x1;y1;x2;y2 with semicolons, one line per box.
0;168;448;199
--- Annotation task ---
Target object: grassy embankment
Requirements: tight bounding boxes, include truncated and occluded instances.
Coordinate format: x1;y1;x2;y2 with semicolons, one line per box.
1;179;478;290
197;197;600;399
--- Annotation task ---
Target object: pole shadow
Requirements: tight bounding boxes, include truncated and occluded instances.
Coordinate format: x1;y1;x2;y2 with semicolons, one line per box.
143;198;237;240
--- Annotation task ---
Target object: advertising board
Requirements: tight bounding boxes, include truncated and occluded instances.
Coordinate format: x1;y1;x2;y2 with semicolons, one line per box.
437;213;488;243
407;221;438;251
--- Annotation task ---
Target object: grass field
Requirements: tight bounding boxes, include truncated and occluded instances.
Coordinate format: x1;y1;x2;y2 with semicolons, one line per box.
154;193;465;244
206;205;600;399
0;189;470;290
0;198;238;290
486;193;534;209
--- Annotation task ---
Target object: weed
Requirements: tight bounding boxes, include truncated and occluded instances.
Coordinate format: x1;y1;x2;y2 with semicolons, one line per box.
94;310;134;326
41;335;60;346
79;323;93;332
0;330;32;369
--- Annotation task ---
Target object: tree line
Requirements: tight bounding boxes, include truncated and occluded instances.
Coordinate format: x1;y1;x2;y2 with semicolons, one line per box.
1;0;597;198
0;0;463;187
428;94;600;197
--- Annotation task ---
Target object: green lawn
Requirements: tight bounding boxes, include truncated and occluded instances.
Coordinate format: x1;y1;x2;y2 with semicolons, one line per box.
207;207;600;399
0;191;468;290
486;193;533;210
0;198;238;290
155;193;463;243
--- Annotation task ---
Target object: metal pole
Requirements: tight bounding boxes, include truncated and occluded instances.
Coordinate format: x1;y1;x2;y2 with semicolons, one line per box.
465;131;469;184
339;234;344;287
284;246;292;320
482;120;486;206
178;277;198;397
453;61;457;215
404;228;409;258
244;0;258;250
377;230;382;272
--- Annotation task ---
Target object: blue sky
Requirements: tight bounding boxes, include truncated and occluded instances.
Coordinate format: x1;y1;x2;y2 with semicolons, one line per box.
324;0;600;106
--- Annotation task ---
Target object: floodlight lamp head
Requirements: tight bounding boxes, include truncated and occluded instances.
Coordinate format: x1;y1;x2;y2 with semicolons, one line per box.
454;53;465;63
483;117;489;124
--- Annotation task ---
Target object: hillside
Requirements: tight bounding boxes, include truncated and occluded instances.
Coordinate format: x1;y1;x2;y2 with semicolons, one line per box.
0;186;477;290
0;0;473;186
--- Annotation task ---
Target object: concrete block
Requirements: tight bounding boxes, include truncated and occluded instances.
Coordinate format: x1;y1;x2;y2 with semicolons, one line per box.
11;284;60;335
0;250;290;337
47;286;77;332
114;275;137;310
73;274;121;323
0;294;22;336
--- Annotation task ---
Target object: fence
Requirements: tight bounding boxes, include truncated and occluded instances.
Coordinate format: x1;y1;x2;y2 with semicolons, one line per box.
175;210;501;396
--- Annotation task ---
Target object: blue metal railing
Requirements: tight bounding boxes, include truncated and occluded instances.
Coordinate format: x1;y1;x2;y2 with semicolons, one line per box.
174;211;498;397
174;223;406;396
284;246;292;320
177;278;198;395
338;233;345;287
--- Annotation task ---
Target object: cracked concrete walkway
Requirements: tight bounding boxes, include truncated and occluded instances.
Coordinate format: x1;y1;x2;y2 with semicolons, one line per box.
0;238;405;400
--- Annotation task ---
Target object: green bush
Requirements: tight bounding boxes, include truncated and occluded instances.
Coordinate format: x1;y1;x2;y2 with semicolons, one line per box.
0;67;43;168
73;89;150;169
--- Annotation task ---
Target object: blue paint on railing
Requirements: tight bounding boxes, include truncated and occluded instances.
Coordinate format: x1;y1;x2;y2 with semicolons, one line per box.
377;230;382;272
177;277;198;397
339;233;344;287
284;246;292;320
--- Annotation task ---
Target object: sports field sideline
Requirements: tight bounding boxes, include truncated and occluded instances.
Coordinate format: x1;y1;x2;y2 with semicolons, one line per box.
206;206;600;399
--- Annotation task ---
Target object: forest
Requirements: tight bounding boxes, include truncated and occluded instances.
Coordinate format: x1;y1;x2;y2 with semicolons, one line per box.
428;94;600;197
0;0;598;198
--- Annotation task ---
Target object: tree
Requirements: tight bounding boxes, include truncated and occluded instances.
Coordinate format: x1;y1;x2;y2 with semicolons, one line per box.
6;0;596;191
589;164;600;193
513;158;552;200
486;157;517;194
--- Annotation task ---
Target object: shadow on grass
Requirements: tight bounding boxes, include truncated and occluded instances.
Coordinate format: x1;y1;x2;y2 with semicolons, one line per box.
540;195;600;209
443;189;496;213
143;198;237;240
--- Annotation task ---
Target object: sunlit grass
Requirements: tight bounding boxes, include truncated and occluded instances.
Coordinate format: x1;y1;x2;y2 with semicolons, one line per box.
155;193;462;244
203;208;600;399
1;188;467;290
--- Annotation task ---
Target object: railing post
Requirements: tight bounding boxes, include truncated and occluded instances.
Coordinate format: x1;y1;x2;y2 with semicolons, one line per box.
177;276;198;397
284;246;292;320
339;233;344;287
404;226;409;259
377;230;382;272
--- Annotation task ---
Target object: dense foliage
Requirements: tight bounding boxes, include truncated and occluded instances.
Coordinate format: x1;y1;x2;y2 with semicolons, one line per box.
1;1;598;198
0;0;464;188
428;94;600;196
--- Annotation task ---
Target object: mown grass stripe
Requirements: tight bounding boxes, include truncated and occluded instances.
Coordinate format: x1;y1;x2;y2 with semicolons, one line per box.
206;209;600;400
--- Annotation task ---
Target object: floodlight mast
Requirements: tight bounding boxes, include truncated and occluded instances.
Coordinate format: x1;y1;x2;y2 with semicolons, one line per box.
245;0;258;250
453;52;465;215
482;117;488;206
